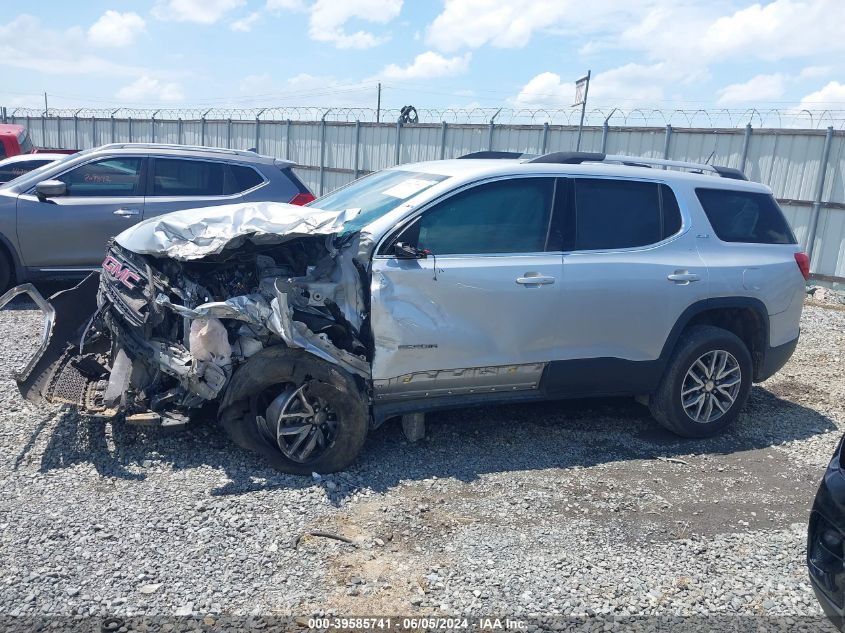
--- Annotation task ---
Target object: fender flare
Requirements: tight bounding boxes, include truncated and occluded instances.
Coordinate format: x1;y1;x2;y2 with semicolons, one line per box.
0;230;24;282
659;297;770;366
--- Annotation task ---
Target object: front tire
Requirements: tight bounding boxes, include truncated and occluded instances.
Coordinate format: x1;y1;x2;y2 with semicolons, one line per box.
219;348;368;475
649;325;752;438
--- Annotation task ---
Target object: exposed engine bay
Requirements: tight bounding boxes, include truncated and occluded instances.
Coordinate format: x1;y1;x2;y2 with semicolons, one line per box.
8;202;373;431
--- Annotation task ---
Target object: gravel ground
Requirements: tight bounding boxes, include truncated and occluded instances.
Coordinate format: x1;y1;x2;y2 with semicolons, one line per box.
0;290;843;631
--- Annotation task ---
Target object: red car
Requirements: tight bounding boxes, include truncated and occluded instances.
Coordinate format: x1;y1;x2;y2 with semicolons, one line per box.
0;124;77;159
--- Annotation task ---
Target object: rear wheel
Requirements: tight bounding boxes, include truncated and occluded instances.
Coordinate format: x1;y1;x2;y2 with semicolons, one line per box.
649;325;752;438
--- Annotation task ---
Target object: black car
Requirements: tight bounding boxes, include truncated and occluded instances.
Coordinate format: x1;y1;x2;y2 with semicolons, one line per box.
809;434;845;630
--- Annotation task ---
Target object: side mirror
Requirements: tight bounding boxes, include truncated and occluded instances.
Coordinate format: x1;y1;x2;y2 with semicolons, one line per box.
35;179;67;200
394;242;427;260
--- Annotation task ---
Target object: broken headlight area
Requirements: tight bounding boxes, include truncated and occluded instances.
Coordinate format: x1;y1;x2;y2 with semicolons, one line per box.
12;234;371;429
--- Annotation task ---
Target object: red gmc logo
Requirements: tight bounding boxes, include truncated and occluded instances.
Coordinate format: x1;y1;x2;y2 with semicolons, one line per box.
102;255;141;290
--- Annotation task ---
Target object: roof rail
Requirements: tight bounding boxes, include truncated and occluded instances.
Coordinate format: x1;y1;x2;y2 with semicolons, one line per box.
96;143;263;158
526;151;748;180
458;151;525;159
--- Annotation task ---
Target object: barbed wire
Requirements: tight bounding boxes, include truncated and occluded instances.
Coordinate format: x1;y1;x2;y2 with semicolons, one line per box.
4;106;845;129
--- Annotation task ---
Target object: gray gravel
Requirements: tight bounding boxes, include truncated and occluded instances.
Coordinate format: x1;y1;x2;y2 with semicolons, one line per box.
0;291;842;631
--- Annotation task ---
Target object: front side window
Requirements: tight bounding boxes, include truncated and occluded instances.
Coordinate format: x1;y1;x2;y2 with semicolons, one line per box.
58;158;143;197
151;158;225;196
399;178;555;255
572;179;675;251
696;188;796;244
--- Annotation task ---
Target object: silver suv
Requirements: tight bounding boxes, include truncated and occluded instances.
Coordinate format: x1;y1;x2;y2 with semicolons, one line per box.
0;151;807;474
0;143;313;291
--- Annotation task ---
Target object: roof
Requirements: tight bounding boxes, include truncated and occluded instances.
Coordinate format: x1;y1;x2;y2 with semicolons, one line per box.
0;153;65;165
0;124;25;136
391;155;771;193
93;143;285;165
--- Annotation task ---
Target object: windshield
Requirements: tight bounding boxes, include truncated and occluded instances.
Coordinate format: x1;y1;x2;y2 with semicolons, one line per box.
310;169;448;234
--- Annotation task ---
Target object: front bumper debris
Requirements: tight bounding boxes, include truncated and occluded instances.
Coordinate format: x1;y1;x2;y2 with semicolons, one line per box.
0;274;106;410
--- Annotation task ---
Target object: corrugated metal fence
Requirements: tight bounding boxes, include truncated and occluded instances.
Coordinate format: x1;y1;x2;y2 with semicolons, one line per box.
9;112;845;283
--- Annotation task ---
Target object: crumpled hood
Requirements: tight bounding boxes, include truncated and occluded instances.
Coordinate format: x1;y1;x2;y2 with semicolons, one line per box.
115;201;359;261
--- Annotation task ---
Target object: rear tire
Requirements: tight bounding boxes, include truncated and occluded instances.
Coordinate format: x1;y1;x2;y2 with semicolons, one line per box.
219;348;368;475
649;325;752;438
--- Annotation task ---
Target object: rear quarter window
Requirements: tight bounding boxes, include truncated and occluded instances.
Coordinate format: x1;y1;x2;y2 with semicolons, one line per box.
696;188;796;245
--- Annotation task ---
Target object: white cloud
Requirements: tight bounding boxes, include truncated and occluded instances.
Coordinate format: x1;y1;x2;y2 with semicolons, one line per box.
512;63;687;109
116;76;184;103
716;74;786;105
799;66;833;80
266;0;305;11
231;11;262;32
239;73;272;94
0;14;147;76
797;81;845;110
152;0;245;24
87;11;146;47
309;0;402;49
379;51;470;81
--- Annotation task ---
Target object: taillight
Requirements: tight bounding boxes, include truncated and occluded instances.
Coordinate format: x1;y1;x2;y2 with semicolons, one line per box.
794;252;810;281
289;192;315;206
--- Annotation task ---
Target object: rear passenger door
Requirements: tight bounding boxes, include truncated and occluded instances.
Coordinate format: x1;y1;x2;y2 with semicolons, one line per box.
370;176;564;395
556;178;708;377
141;157;265;220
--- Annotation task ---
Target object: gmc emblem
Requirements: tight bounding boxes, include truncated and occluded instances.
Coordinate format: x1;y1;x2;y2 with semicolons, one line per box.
102;255;141;290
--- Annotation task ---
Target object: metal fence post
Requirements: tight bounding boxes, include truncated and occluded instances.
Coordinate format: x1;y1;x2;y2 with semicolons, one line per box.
41;109;47;148
25;115;30;142
285;119;292;160
177;118;183;145
440;121;447;159
151;109;159;143
128;117;133;143
110;108;120;143
91;115;97;147
73;109;81;149
601;119;609;153
805;126;835;262
540;122;549;154
226;118;232;148
353;120;361;179
1;107;5;124
662;124;673;161
254;108;266;153
56;115;62;148
319;109;331;196
488;108;502;151
394;120;402;165
200;108;211;146
740;123;752;174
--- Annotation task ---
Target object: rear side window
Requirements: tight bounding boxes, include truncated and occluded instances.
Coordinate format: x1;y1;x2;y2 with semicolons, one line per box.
573;179;673;250
696;188;796;244
152;158;225;196
229;164;264;193
402;177;555;255
18;130;34;154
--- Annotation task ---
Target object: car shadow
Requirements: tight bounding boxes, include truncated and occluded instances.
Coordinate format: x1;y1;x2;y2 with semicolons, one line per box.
24;383;836;502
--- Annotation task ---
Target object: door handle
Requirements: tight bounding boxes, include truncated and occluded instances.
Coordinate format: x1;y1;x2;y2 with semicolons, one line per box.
667;270;701;284
113;208;140;217
516;274;555;286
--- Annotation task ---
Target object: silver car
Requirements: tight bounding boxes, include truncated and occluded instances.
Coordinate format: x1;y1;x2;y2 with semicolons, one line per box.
0;151;807;474
0;143;313;290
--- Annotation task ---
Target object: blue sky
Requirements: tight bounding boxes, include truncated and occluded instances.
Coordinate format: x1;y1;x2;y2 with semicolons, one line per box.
1;0;843;115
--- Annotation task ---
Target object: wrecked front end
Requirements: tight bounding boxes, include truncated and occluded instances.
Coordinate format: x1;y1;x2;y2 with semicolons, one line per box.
1;203;373;469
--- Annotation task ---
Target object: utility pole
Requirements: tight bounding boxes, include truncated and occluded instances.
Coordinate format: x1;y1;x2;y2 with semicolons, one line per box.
376;83;381;123
43;92;48;116
575;70;591;152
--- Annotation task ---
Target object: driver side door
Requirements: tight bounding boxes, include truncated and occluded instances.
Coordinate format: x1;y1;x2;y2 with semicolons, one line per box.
17;156;147;269
370;176;564;400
